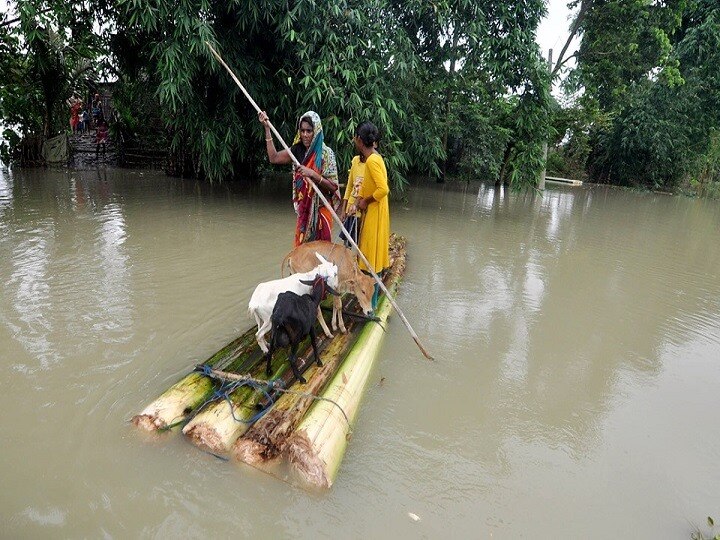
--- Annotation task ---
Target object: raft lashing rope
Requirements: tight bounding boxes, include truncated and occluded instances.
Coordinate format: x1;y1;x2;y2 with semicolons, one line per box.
193;364;275;425
191;364;352;429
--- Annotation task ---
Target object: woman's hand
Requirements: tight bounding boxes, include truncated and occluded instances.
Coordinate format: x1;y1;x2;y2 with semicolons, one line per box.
258;111;270;126
357;196;372;211
297;165;319;182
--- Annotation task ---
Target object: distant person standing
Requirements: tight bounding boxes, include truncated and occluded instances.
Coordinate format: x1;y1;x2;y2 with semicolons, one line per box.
91;93;103;128
95;118;109;155
352;121;390;309
68;96;82;134
78;109;89;134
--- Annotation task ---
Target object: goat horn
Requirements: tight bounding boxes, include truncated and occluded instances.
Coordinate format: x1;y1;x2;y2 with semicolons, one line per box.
315;252;330;265
326;284;340;296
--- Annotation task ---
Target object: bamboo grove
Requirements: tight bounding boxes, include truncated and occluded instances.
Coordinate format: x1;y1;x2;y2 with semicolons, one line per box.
2;0;720;193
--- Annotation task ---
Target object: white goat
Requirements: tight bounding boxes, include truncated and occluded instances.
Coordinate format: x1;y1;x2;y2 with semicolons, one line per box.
248;254;338;353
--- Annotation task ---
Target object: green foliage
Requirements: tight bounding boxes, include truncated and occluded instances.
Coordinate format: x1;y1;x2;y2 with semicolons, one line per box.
110;76;165;149
386;0;551;186
1;16;47;140
681;130;720;198
1;0;102;144
279;0;424;187
446;90;512;181
0;26;43;155
109;0;549;186
507;59;552;188
573;0;687;113
3;0;550;189
690;514;719;540
565;0;720;190
546;100;599;179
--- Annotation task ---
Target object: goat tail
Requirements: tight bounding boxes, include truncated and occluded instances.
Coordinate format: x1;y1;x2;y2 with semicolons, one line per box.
280;252;293;277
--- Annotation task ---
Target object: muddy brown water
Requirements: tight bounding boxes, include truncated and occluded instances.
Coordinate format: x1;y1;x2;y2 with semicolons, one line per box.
1;167;719;538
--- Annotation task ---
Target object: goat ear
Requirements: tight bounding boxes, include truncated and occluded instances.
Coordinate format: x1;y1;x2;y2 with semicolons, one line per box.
299;279;315;286
315;252;330;265
326;284;341;296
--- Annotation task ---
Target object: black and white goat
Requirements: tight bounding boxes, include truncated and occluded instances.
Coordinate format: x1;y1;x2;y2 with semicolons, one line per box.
265;274;338;384
248;254;338;353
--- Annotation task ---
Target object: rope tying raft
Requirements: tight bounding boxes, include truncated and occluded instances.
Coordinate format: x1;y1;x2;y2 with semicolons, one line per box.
191;364;352;429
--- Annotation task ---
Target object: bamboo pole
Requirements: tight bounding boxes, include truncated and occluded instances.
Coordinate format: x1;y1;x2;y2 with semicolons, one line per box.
205;41;433;361
131;330;257;431
132;372;215;432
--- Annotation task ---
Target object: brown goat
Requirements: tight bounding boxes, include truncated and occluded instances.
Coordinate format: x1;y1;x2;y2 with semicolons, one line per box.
281;241;375;337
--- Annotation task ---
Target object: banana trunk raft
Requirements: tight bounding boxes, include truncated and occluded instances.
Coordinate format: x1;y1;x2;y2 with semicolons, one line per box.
132;235;407;489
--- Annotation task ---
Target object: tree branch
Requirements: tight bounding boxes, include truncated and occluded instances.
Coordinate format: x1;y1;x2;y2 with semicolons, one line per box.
554;52;578;73
1;8;53;28
552;0;592;77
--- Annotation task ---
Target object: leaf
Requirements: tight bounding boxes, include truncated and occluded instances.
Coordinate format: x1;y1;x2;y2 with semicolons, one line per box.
709;517;715;527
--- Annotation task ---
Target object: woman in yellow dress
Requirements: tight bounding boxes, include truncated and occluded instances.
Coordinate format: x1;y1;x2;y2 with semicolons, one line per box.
339;150;366;248
349;121;390;309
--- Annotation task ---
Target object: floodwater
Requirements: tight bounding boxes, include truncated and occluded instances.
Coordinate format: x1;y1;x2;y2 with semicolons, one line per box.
1;166;719;539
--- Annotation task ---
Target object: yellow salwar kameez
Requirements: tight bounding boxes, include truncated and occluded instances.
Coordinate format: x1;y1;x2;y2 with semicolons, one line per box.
357;153;390;273
343;155;366;218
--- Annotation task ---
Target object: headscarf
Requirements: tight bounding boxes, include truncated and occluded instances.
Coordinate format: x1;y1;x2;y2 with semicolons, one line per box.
291;111;340;244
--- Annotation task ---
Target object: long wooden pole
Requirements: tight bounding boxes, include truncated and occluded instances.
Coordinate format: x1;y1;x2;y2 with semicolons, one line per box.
205;42;433;360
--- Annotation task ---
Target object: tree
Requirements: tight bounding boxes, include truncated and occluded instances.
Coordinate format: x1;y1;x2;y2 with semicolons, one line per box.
3;0;552;189
567;0;720;188
1;0;101;142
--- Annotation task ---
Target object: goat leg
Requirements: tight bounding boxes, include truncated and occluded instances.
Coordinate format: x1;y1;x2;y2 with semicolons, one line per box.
309;326;322;368
333;295;347;334
289;343;306;384
265;334;277;377
316;306;333;339
254;314;271;353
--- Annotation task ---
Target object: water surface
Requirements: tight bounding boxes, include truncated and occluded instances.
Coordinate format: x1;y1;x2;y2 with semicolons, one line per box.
1;167;719;538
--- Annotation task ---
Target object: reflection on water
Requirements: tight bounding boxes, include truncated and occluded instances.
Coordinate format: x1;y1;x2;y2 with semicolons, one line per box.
8;218;57;369
1;167;719;538
96;203;131;337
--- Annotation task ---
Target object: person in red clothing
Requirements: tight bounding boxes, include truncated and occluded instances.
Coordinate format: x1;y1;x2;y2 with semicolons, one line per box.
258;110;340;247
68;96;82;134
95;118;109;155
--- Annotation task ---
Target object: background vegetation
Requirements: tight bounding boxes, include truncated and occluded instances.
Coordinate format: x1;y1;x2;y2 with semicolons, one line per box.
1;0;719;196
551;0;720;196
